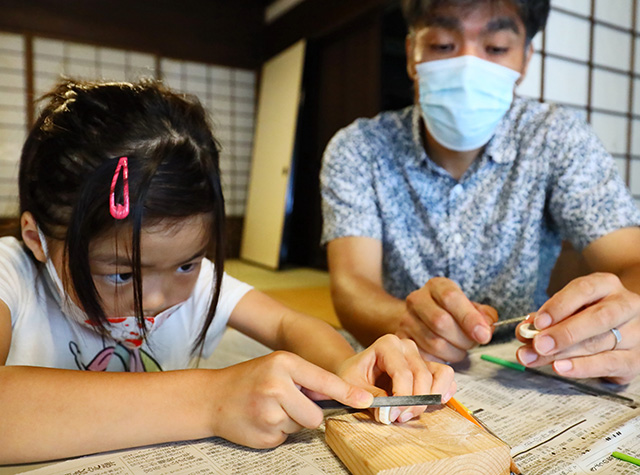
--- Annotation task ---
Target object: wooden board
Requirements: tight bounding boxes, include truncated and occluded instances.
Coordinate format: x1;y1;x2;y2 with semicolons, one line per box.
325;406;510;475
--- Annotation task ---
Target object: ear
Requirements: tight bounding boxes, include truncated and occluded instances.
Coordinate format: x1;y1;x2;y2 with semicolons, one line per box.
406;34;418;81
21;211;46;263
516;43;534;86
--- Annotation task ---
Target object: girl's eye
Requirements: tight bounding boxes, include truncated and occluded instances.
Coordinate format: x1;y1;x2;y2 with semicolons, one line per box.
178;263;196;273
105;273;133;284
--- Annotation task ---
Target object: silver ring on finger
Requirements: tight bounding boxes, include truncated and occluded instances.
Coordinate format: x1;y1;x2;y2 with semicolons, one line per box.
610;327;622;351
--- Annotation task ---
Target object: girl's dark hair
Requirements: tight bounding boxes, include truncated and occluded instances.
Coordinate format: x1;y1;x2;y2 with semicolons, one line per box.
401;0;550;42
19;79;226;354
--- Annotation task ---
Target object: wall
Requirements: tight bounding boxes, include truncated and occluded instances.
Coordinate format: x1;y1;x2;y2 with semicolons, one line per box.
263;0;387;59
0;0;263;68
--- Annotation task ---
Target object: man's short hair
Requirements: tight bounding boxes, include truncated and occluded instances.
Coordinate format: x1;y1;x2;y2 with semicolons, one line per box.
401;0;551;42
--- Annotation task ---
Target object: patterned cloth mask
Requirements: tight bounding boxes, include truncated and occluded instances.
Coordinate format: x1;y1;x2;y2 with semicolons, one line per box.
416;55;521;152
37;227;182;350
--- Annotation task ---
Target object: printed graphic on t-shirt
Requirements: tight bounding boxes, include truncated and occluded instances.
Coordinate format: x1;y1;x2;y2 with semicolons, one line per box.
69;341;162;372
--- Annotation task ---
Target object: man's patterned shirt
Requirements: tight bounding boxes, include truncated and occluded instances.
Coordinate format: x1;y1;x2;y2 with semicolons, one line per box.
321;97;640;318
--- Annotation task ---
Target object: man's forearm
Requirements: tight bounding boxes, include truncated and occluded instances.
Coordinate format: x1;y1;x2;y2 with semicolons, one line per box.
617;264;640;296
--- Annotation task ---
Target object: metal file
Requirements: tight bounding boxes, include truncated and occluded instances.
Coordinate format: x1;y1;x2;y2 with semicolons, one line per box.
315;394;442;409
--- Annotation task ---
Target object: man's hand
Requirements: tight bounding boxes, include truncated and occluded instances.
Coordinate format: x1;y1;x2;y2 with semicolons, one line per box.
395;277;498;362
516;273;640;384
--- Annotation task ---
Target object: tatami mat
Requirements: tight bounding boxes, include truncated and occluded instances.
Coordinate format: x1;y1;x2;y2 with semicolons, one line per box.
225;259;340;328
225;260;330;290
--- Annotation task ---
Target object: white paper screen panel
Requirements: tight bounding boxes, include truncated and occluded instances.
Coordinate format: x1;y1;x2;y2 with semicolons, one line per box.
0;35;255;218
0;33;25;217
161;59;255;217
33;39;158;108
517;0;640;206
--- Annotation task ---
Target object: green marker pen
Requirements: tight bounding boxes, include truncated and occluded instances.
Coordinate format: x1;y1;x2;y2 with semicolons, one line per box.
480;354;637;407
612;451;640;467
480;354;526;371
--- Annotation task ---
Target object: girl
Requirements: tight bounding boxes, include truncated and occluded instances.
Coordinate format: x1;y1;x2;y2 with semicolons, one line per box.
0;79;455;464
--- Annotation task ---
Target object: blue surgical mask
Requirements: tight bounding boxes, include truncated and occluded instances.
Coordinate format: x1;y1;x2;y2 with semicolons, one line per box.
416;55;521;152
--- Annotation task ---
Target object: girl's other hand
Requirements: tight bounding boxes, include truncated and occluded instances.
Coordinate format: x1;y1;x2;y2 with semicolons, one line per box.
206;351;373;449
335;334;456;424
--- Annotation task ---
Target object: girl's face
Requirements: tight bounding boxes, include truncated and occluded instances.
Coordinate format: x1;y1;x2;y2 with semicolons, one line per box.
49;214;211;318
91;214;211;318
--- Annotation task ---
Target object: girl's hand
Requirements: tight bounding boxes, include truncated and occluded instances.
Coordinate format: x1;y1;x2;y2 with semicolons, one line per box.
335;334;456;424
515;273;640;384
207;351;373;449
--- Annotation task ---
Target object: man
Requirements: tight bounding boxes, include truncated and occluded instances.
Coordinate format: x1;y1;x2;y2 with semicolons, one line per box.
321;0;640;384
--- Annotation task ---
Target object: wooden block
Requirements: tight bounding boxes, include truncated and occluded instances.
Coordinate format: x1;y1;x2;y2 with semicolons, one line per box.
325;406;510;475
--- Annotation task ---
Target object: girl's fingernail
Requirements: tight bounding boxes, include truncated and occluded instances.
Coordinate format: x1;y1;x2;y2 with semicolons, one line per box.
390;408;402;423
535;312;551;329
360;392;374;407
379;407;391;425
399;410;414;423
554;359;573;373
518;347;538;365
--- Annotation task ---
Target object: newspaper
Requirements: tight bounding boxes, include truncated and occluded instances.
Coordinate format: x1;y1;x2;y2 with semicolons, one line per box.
454;342;640;474
17;420;348;475
12;335;640;474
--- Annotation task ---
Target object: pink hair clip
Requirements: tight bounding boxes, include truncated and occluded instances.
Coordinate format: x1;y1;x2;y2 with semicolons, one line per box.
109;156;130;219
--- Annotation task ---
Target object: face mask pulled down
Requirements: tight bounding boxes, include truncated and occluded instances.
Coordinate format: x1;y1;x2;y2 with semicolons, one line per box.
416;55;521;152
37;228;181;350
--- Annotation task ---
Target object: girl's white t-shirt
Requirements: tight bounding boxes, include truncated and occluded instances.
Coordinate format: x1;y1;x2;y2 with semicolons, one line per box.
0;237;253;372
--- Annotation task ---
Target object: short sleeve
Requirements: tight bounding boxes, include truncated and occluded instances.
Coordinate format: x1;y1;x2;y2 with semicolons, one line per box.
320;122;383;245
547;111;640;250
0;237;38;325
